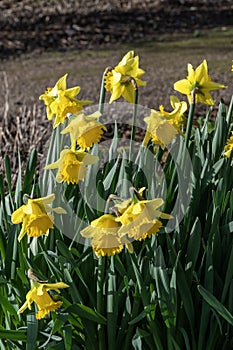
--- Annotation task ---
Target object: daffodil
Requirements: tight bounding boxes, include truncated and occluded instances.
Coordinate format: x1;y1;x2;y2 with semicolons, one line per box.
18;281;69;319
224;132;233;158
11;194;66;241
44;149;98;184
39;74;91;128
174;59;226;105
115;196;171;241
144;109;178;148
81;214;125;257
61;111;106;150
105;50;146;103
159;95;187;131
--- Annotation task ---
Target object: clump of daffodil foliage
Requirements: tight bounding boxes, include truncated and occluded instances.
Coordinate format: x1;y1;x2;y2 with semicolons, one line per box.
0;51;233;350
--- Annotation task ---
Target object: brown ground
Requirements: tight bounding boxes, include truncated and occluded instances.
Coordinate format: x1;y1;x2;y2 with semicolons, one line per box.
0;0;233;179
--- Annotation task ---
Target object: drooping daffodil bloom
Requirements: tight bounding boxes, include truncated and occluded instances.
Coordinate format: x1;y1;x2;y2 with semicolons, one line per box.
81;214;127;257
174;59;226;105
159;95;187;131
44;149;98;184
61;111;107;150
11;194;66;241
224;132;233;158
39;74;91;128
144;109;178;148
115;192;172;241
18;281;69;320
105;50;146;103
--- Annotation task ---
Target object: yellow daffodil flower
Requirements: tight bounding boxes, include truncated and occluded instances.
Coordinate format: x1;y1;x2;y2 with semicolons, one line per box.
159;95;187;131
105;50;146;103
61;111;107;150
224;132;233;158
11;194;66;241
18;281;69;319
115;197;172;241
44;149;98;184
144;109;178;148
174;59;226;105
81;214;126;257
39;74;91;128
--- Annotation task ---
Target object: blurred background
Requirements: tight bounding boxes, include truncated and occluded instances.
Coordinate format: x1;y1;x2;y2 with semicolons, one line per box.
0;0;233;175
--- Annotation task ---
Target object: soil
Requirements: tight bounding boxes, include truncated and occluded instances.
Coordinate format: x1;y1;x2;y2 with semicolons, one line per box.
1;0;233;59
1;0;233;180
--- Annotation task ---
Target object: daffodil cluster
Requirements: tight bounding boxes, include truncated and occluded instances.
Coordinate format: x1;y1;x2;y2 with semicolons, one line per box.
13;52;230;325
12;197;68;319
81;188;172;257
39;76;107;184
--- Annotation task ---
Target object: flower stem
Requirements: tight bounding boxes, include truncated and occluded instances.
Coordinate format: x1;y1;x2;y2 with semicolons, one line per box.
99;67;112;115
97;256;106;350
129;80;138;163
185;101;195;148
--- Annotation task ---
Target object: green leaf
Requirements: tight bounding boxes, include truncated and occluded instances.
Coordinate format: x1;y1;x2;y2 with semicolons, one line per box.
186;217;201;281
212;100;227;161
67;304;107;325
108;121;119;161
63;324;72;350
26;314;38;350
221;243;233;303
198;285;233;326
198;245;213;350
0;328;26;341
22;149;37;195
0;295;18;318
14;150;22;207
107;258;117;349
4;155;12;195
154;247;176;328
129;305;157;325
52;313;69;334
103;156;120;190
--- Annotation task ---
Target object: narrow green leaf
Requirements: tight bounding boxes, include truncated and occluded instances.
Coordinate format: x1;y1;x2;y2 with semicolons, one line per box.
198;245;213;350
0;328;26;341
26;314;38;350
198;285;233;326
221;243;233;303
67;304;107;325
52;313;69;334
4;155;12;194
22;149;37;194
63;324;72;350
154;247;176;328
186;218;201;278
107;258;117;349
103;157;120;190
0;295;18;318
